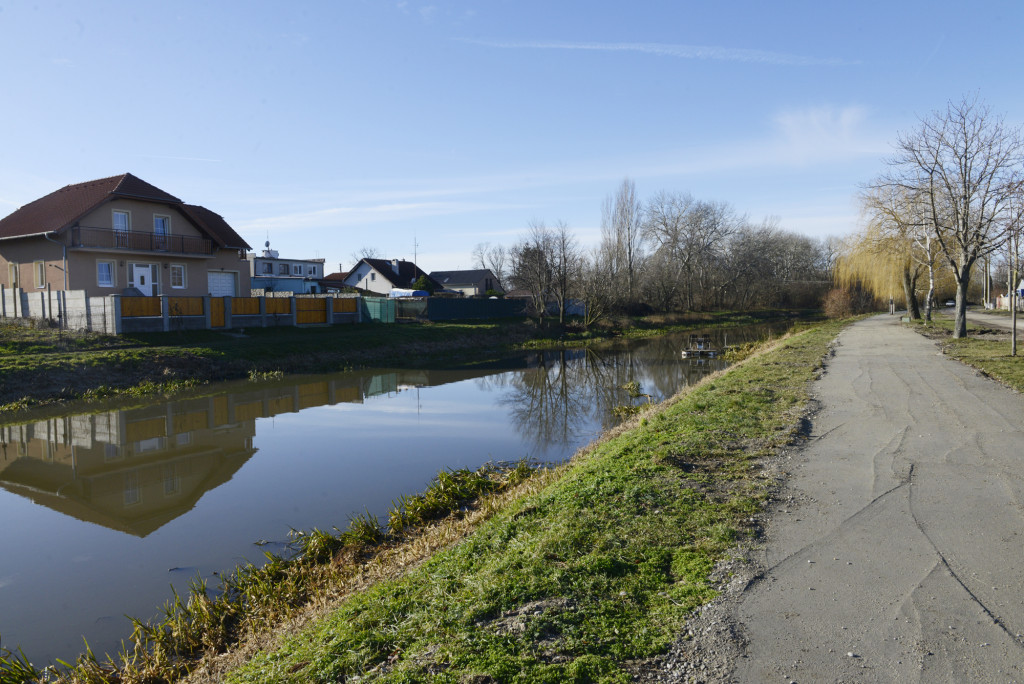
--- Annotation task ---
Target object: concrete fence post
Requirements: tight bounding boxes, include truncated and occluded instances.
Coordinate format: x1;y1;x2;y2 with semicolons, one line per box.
259;295;267;328
161;295;171;332
290;296;298;327
112;295;123;335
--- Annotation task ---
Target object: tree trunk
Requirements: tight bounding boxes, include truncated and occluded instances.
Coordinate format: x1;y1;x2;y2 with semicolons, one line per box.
924;262;935;322
902;268;921;319
952;277;970;338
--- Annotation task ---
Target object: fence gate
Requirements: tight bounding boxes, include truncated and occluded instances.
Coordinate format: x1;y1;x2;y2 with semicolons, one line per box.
210;298;226;328
296;297;327;325
362;297;396;323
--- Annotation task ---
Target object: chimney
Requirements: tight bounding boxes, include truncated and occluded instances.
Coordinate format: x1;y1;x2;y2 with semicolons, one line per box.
391;258;400;275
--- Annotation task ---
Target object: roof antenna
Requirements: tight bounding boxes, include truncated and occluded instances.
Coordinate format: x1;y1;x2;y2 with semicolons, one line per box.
413;233;419;265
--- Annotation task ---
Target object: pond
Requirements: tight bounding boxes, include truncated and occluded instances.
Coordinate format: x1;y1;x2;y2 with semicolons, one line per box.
0;323;788;665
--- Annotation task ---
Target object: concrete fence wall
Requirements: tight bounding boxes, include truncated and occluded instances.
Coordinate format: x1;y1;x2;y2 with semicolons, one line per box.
0;288;532;335
0;287;362;334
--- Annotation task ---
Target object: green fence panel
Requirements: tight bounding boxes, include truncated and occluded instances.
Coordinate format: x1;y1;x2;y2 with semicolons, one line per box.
425;297;528;321
361;297;396;323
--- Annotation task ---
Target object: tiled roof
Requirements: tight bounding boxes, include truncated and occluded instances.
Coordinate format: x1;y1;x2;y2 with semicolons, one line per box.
429;269;496;285
0;173;249;250
360;258;441;290
179;204;250;250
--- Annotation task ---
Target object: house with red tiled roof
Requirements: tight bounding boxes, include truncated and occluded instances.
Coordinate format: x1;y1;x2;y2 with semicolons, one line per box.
0;174;252;297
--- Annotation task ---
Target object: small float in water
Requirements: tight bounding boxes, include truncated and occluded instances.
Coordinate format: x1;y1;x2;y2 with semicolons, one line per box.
681;334;719;358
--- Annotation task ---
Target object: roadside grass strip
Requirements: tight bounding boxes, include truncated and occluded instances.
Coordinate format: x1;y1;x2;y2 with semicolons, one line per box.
906;318;1024;392
221;321;843;683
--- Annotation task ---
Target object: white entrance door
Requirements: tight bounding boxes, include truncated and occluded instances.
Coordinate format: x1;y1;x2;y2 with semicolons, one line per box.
130;264;156;296
207;271;236;297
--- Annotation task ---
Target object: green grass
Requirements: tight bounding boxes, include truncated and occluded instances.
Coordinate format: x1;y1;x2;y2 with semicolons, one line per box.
0;312;814;414
214;320;844;683
0;319;843;683
906;316;1024;392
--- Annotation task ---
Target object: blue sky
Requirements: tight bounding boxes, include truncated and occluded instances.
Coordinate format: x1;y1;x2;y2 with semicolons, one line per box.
2;0;1023;274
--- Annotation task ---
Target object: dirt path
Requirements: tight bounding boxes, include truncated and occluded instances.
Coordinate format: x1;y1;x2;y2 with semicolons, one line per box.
728;315;1024;682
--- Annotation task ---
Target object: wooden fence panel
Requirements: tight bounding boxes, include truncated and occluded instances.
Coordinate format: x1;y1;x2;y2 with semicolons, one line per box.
266;298;291;315
333;297;357;313
121;298;161;317
210;298;225;328
296;297;326;324
168;297;204;316
232;298;260;315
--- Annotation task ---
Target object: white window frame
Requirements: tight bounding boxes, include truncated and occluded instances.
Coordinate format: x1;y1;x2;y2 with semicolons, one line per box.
262;262;273;274
278;263;289;275
170;263;186;289
113;210;131;232
292;264;302;275
154;214;170;249
97;260;115;288
308;266;316;275
33;261;45;289
113;209;131;248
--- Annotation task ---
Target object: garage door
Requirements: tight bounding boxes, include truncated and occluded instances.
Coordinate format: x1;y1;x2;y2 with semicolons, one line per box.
207;272;237;297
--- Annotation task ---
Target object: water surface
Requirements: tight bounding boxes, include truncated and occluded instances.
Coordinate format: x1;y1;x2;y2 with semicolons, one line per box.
0;324;785;664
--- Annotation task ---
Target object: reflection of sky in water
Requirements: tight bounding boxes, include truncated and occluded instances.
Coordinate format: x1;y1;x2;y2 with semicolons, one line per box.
0;322;789;666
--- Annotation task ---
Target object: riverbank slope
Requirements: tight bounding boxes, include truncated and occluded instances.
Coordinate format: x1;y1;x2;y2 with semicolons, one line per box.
0;311;806;414
161;320;844;683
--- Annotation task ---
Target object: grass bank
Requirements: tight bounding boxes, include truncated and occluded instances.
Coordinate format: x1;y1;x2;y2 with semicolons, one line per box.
167;319;839;683
906;316;1024;392
0;311;807;414
0;316;841;683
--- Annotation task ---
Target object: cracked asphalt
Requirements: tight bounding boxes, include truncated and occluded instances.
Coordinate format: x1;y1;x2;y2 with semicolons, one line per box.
732;315;1024;682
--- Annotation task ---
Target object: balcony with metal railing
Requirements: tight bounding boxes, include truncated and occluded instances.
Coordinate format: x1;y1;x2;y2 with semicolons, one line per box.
69;226;214;256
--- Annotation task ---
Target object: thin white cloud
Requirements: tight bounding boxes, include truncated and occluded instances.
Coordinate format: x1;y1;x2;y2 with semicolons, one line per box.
236;200;528;233
464;39;859;67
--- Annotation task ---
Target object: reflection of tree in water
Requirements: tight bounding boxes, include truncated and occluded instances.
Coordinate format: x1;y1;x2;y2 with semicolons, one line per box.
481;322;793;455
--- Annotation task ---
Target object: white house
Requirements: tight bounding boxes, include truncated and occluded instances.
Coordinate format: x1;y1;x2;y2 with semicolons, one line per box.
342;258;438;295
247;241;325;294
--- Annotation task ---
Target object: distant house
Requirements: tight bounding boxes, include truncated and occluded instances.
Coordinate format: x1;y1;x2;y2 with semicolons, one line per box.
342;258;439;295
247;241;326;294
0;173;251;297
321;271;353;293
428;269;504;296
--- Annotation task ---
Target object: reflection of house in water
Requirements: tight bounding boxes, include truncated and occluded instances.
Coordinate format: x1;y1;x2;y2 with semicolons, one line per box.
0;366;505;537
0;397;258;537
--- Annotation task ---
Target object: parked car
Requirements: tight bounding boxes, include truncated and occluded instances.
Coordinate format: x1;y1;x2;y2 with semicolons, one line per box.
945;300;955;307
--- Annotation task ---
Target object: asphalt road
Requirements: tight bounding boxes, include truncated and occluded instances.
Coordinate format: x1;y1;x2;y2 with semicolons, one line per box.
732;315;1024;682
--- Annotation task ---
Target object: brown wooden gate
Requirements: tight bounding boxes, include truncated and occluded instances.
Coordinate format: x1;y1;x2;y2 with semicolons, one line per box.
296;297;327;325
210;298;225;328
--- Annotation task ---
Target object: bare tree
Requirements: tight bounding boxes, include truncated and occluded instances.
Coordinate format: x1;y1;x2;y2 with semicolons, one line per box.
510;221;556;322
860;184;941;319
472;242;509;291
350;246;381;268
549;221;581;324
1005;188;1024;355
600;179;645;307
884;95;1024;337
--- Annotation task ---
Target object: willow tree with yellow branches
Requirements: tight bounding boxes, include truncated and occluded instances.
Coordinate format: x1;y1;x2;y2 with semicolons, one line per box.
834;224;924;318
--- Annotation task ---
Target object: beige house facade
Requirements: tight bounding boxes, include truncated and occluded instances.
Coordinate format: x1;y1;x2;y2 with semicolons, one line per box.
0;174;251;298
